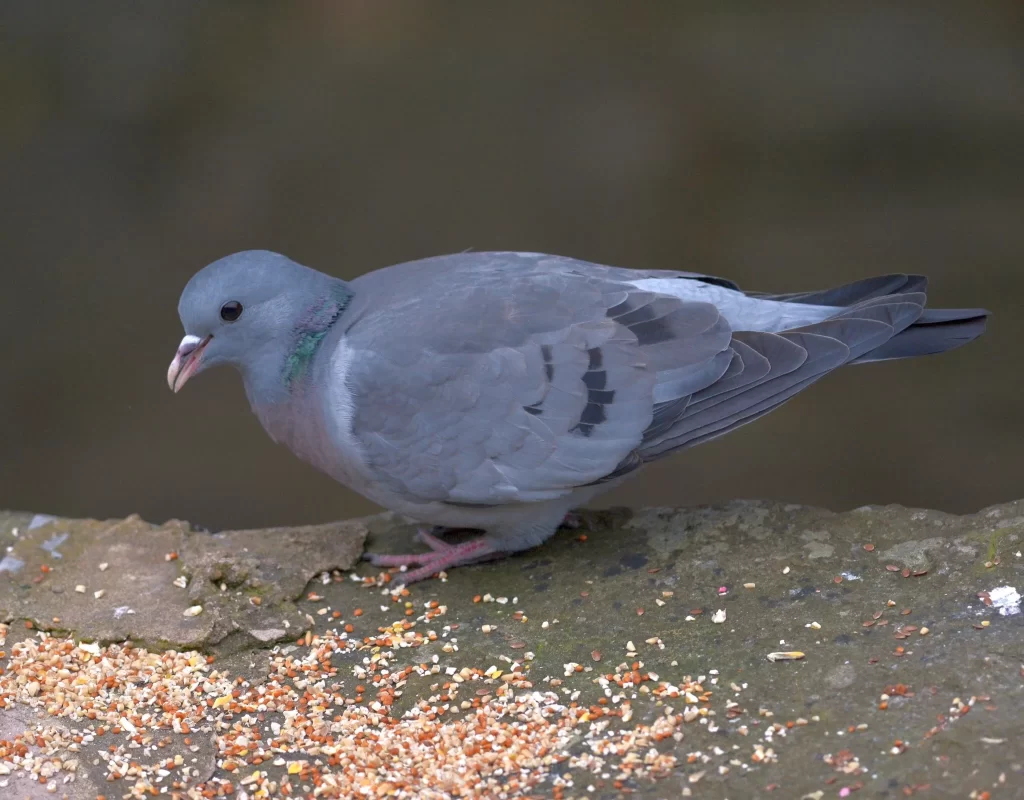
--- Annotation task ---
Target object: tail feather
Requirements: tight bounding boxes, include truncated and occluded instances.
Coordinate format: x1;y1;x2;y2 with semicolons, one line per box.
851;307;989;363
766;274;989;363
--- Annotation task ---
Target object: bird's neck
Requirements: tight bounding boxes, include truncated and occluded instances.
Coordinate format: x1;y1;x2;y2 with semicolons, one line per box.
243;281;354;408
281;283;354;390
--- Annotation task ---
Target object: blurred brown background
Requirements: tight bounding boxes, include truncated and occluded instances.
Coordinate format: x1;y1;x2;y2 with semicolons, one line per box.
2;2;1021;531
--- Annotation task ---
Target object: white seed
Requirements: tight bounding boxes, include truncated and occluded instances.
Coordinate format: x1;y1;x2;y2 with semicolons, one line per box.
766;651;805;662
183;605;203;617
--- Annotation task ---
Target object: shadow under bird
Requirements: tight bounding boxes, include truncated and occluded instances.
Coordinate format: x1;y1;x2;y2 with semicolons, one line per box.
167;251;989;582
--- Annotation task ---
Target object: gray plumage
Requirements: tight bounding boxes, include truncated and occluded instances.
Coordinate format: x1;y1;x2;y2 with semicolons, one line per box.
169;250;989;581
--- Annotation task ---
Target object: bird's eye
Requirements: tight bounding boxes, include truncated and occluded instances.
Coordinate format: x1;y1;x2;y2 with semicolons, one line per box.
220;301;243;322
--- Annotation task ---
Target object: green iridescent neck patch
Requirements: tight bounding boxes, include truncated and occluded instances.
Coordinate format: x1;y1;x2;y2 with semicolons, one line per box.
283;286;352;388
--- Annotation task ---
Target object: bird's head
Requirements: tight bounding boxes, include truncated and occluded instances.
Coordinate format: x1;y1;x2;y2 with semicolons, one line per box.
168;250;351;394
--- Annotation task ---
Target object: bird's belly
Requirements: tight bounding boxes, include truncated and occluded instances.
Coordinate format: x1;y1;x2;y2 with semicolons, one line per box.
358;482;612;533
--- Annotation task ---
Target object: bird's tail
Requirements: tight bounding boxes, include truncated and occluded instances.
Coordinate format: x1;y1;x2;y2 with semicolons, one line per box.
848;307;990;363
758;274;990;363
632;273;988;462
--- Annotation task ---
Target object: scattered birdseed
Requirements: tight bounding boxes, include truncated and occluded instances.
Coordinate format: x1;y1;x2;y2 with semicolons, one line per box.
92;589;105;599
0;621;724;797
712;609;727;624
73;584;85;593
182;605;203;617
98;562;108;571
743;582;756;589
863;543;875;552
783;567;791;575
173;575;188;589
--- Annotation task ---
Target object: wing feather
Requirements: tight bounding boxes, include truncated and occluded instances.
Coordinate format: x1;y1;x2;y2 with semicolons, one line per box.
344;259;734;504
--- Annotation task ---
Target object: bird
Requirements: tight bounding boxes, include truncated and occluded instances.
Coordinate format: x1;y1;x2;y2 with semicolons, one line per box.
168;250;989;582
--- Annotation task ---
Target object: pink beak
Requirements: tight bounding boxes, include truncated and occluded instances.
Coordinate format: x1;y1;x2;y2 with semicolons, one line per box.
167;334;211;392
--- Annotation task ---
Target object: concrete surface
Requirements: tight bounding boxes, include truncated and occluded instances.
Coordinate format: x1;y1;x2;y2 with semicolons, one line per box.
0;500;1021;798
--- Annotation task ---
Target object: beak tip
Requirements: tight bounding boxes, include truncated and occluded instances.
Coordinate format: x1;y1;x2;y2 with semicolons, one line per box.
168;334;209;393
167;362;181;393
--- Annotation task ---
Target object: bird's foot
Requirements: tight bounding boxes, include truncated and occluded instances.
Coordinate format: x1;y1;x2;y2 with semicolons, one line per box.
363;528;504;583
560;511;584;530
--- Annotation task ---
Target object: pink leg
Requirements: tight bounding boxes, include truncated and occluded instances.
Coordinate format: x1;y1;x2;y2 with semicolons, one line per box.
561;511;584;530
363;528;505;583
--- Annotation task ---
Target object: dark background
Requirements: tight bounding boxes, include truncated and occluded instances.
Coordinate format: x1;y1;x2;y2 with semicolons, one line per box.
2;2;1021;531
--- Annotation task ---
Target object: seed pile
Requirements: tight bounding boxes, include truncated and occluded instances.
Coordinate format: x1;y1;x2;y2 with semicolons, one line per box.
0;589;788;800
